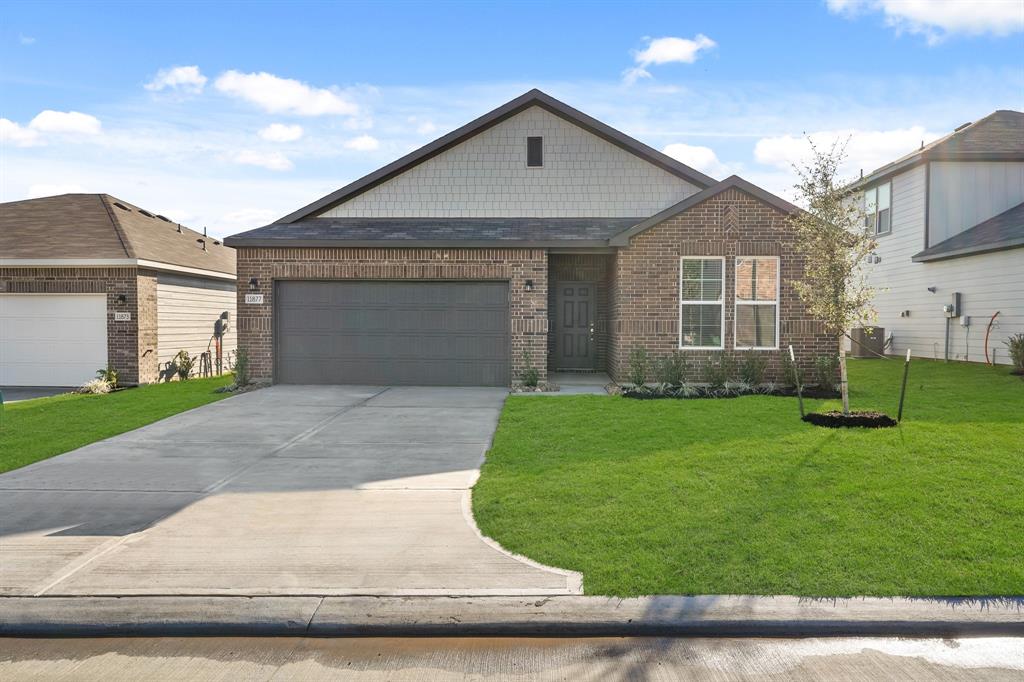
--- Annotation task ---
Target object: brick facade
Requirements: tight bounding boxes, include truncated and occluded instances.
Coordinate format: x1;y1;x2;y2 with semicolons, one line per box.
234;247;548;383
609;187;835;383
0;266;158;384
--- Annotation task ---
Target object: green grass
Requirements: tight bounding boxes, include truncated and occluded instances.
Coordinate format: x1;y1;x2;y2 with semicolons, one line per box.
0;376;233;473
473;359;1024;597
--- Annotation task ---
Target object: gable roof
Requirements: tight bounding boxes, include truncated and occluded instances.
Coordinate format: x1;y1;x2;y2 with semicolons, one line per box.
275;88;717;224
852;109;1024;190
912;201;1024;262
0;194;236;276
608;175;800;246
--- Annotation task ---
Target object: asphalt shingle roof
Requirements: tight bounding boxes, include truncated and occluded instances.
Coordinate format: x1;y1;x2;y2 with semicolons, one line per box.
1;194;235;275
225;217;644;247
912;201;1024;262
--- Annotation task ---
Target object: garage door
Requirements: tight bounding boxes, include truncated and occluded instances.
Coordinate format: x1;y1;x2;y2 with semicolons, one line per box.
276;281;509;386
0;294;107;387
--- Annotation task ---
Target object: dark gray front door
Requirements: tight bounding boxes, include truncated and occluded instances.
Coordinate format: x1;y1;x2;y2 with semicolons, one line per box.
276;281;510;386
555;282;596;370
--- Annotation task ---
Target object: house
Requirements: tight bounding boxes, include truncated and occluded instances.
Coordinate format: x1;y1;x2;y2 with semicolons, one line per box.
225;89;833;386
0;194;237;386
850;110;1024;364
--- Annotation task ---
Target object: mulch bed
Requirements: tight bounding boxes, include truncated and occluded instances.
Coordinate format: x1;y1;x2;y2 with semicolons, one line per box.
621;385;841;400
802;410;897;428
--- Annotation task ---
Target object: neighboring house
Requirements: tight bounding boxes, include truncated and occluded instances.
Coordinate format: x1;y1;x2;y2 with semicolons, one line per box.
0;194;237;386
225;89;833;386
850;110;1024;364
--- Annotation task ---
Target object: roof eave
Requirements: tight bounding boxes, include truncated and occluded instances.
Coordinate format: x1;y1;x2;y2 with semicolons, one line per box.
911;238;1024;263
223;237;614;249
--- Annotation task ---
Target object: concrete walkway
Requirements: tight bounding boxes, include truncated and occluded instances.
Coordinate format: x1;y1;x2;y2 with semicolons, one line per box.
0;386;580;597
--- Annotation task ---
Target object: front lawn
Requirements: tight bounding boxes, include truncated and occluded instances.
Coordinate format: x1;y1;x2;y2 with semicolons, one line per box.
473;360;1024;597
0;376;233;473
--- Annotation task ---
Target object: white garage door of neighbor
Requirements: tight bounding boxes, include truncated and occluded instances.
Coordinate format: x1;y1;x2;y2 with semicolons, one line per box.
0;294;107;387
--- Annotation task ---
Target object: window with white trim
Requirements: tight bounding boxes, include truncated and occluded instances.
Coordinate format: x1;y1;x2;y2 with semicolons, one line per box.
734;256;779;349
679;257;724;349
864;182;891;235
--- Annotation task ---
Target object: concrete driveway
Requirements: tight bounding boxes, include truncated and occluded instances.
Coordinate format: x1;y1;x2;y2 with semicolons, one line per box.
0;386;580;596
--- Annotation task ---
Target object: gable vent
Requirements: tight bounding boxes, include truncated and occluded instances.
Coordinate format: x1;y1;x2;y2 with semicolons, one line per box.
527;136;543;167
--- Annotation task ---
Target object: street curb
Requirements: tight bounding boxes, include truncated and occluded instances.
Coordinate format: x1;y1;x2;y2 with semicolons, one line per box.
2;595;1022;638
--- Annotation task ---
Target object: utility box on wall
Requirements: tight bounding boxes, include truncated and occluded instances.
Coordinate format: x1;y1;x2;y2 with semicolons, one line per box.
850;327;885;358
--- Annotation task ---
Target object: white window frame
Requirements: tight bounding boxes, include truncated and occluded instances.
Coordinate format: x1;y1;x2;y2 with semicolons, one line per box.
678;256;725;350
733;255;780;351
864;181;892;236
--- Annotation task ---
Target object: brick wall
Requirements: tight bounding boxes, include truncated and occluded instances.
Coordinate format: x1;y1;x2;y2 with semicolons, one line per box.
235;247;548;383
547;254;612;372
0;266;159;384
610;188;835;383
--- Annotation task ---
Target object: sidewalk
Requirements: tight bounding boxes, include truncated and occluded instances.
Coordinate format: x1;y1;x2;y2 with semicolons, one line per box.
2;595;1021;637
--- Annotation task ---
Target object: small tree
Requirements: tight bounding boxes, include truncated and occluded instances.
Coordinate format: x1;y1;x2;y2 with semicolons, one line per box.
788;139;878;415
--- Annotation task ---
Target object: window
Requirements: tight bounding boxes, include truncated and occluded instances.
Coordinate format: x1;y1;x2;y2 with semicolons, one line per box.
527;136;543;167
734;256;779;349
864;182;891;235
679;257;724;349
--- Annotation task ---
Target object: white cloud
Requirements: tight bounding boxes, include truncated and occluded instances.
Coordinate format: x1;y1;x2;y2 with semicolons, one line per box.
19;34;36;45
662;142;730;177
28;110;102;135
144;65;207;95
27;183;87;198
214;70;358;116
231;149;294;171
0;118;40;146
258;123;304;142
754;126;943;178
625;35;716;84
827;0;1024;44
343;134;380;151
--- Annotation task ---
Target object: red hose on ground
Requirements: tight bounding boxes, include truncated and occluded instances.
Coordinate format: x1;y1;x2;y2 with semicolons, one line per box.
984;311;1001;365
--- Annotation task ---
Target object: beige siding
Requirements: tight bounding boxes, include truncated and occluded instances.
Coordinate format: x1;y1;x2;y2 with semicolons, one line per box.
156;274;237;374
866;164;1024;364
319;105;699;218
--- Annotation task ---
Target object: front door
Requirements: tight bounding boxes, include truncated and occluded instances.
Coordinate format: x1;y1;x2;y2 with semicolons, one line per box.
555;282;596;370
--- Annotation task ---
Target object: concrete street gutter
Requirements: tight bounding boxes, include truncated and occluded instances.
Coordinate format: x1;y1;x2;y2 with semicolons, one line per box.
2;595;1022;638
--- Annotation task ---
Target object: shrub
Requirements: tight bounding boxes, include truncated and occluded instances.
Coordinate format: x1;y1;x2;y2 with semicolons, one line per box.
1005;334;1024;373
95;366;119;387
174;350;195;381
628;347;649;388
519;352;540;388
703;355;734;388
232;348;250;386
779;349;798;388
815;354;840;392
78;378;112;395
739;353;767;385
655;351;688;386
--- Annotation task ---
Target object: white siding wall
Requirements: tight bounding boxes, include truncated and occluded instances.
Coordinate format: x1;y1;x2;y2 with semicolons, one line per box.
866;164;1024;364
319;106;699;218
929;161;1024;244
156;274;237;374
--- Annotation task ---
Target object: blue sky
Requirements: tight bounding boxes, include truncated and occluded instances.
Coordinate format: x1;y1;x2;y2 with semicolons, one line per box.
2;0;1022;236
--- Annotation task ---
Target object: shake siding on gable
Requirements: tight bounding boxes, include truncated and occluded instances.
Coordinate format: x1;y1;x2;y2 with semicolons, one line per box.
866;164;1024;364
319;107;699;218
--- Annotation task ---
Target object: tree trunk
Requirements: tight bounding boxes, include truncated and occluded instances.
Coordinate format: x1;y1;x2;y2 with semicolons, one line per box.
839;346;850;416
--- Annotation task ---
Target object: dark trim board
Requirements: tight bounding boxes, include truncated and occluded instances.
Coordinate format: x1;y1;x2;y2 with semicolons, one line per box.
275;89;716;224
227;238;615;249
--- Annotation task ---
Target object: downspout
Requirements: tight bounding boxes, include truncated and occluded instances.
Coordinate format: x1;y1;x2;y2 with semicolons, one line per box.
944;317;950;362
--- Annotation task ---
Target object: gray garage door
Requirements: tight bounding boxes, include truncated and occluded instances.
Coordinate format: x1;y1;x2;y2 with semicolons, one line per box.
276;281;510;386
